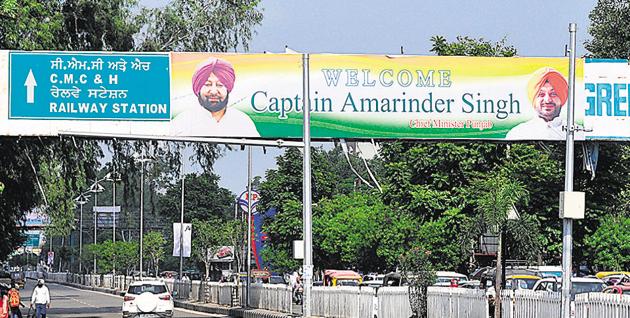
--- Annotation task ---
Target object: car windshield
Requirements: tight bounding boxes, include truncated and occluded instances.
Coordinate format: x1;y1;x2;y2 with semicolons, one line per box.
572;282;605;294
128;284;168;295
507;279;534;289
515;279;538;289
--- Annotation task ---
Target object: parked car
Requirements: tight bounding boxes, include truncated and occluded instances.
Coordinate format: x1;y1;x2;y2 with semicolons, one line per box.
595;271;630;280
603;283;630;296
470;267;492;280
601;274;630;286
505;274;541;290
434;271;468;287
528;265;562;278
159;271;178;279
362;273;385;282
459;280;481;289
382;272;406;286
267;275;286;284
122;280;174;318
533;277;606;298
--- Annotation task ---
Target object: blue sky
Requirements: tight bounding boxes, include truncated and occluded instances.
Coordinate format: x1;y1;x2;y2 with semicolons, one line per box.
212;0;597;195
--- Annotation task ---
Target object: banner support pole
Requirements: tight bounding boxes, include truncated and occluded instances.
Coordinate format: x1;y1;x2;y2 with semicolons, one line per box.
302;53;313;318
561;22;577;318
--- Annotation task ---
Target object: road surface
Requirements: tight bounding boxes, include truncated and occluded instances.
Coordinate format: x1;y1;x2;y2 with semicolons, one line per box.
19;280;227;318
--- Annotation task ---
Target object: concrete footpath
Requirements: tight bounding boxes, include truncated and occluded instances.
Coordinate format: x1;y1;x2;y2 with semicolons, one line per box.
29;278;299;318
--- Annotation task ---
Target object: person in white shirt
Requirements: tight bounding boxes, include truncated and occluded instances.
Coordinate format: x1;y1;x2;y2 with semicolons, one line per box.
171;57;260;138
506;67;569;140
30;279;50;318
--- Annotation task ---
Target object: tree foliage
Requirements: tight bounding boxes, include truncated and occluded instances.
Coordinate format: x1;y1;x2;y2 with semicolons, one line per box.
143;231;166;276
137;0;263;52
585;216;630;271
430;35;517;57
260;147;378;272
586;0;630;58
157;172;234;223
0;0;263;262
400;248;436;318
85;240;138;275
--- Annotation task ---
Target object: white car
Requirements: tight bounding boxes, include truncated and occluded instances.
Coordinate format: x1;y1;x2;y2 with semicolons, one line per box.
533;276;606;296
433;271;469;287
123;280;174;318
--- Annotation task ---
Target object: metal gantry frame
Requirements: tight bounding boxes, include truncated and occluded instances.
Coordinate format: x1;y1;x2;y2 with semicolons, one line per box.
61;38;583;317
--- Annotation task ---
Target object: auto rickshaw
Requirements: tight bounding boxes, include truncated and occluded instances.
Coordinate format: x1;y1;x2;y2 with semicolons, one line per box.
323;269;362;286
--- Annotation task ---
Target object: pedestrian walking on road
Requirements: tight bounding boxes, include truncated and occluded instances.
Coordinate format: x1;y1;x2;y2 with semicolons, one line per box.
30;280;50;318
0;289;9;318
8;282;25;318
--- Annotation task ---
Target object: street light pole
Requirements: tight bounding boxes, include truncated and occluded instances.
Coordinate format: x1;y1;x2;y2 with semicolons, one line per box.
89;181;104;274
133;150;154;280
75;193;89;274
106;170;121;284
80;202;83;273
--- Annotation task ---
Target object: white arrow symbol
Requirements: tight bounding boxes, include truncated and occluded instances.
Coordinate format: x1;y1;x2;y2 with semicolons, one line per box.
24;69;37;104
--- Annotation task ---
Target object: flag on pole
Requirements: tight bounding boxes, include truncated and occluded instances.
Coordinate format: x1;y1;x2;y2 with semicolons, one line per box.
173;223;192;257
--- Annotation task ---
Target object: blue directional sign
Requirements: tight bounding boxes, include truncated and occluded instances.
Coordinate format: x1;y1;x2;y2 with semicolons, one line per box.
9;52;170;120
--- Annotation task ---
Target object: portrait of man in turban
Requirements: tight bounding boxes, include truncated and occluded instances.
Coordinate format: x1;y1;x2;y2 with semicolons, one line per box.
171;57;260;137
506;67;569;140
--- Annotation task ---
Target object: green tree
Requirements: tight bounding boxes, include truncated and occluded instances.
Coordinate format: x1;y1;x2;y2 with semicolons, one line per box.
143;231;166;276
85;240;139;275
137;0;263;52
585;0;630;58
314;193;386;271
0;0;264;262
0;138;99;261
116;240;140;276
430;35;517;57
157;172;234;223
260;146;375;272
399;248;436;318
191;218;222;278
468;170;528;318
584;216;630;271
223;219;246;273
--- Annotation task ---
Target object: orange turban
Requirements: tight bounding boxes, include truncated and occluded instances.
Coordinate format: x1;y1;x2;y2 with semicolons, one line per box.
527;67;568;106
